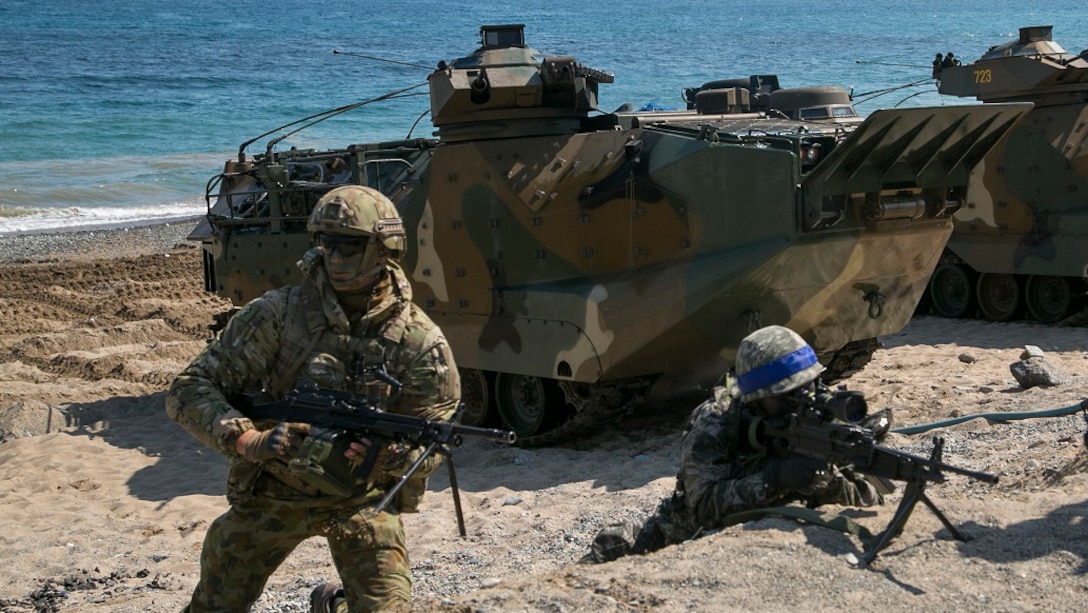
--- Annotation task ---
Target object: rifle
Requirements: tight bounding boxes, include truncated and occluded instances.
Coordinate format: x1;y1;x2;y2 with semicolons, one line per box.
743;389;998;565
233;376;516;537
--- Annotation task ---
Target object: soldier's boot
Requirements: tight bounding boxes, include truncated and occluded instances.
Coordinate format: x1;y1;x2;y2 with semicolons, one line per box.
310;583;346;613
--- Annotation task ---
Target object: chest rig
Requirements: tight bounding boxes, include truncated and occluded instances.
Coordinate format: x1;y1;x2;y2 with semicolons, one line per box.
256;281;413;497
269;281;410;401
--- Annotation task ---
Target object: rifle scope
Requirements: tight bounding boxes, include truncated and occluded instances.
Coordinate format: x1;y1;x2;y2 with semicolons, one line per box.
812;389;868;423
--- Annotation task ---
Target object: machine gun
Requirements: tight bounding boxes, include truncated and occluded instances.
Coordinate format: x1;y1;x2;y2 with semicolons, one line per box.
233;376;515;537
743;388;998;564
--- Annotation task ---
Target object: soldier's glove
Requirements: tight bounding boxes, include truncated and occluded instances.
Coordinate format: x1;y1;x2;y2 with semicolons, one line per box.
763;455;831;495
240;422;311;463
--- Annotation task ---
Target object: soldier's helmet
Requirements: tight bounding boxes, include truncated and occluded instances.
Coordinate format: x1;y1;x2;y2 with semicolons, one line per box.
307;185;407;253
734;325;824;403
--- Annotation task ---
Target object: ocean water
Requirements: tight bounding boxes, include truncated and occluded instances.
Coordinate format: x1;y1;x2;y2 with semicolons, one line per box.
1;0;1085;236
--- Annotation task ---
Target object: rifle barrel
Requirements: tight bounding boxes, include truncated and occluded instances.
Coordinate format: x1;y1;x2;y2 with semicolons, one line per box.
452;423;517;445
870;442;999;484
933;460;999;484
236;393;516;445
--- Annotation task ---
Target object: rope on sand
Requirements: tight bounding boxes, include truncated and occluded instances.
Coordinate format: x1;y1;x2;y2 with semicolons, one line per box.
892;399;1088;435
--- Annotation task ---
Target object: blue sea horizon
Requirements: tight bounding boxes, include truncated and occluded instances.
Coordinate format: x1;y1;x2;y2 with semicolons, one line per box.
1;0;1085;234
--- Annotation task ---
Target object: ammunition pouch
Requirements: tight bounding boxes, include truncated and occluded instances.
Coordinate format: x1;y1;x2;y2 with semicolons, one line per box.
285;426;372;497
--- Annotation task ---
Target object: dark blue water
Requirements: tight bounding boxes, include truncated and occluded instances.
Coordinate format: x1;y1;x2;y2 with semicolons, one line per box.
1;0;1085;234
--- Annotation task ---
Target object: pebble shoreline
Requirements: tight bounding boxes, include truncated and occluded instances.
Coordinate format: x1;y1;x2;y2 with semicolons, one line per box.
0;219;201;262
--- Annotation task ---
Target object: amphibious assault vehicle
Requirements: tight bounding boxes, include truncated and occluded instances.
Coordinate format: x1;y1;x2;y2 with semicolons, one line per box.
929;25;1088;323
189;24;1028;444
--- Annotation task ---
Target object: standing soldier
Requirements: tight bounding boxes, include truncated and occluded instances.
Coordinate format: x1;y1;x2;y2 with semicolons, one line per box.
166;185;461;612
585;325;890;563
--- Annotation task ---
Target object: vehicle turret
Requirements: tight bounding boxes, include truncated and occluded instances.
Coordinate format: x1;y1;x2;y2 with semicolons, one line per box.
427;24;615;142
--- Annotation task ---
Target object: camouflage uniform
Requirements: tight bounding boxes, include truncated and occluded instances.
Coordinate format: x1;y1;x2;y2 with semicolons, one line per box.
589;326;879;563
166;245;460;611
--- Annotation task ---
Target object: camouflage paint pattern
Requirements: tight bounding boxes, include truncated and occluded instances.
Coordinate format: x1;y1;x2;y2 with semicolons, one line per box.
190;138;437;304
588;379;876;562
187;25;1028;438
951;103;1088;275
932;25;1088;322
166;255;460;610
398;102;1027;389
181;495;408;612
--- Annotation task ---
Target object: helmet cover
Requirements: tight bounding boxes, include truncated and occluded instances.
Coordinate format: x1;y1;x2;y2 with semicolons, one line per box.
734;325;823;402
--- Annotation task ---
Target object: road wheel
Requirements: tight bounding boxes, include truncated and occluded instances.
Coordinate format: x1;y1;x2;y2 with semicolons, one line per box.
1025;275;1072;324
928;262;974;318
457;368;492;427
976;273;1021;321
494;373;557;438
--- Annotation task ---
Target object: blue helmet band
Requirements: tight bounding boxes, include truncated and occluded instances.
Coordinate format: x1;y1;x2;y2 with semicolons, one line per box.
737;345;818;395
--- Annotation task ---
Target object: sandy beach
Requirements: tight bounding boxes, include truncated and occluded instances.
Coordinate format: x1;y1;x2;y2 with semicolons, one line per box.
1;223;1086;612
